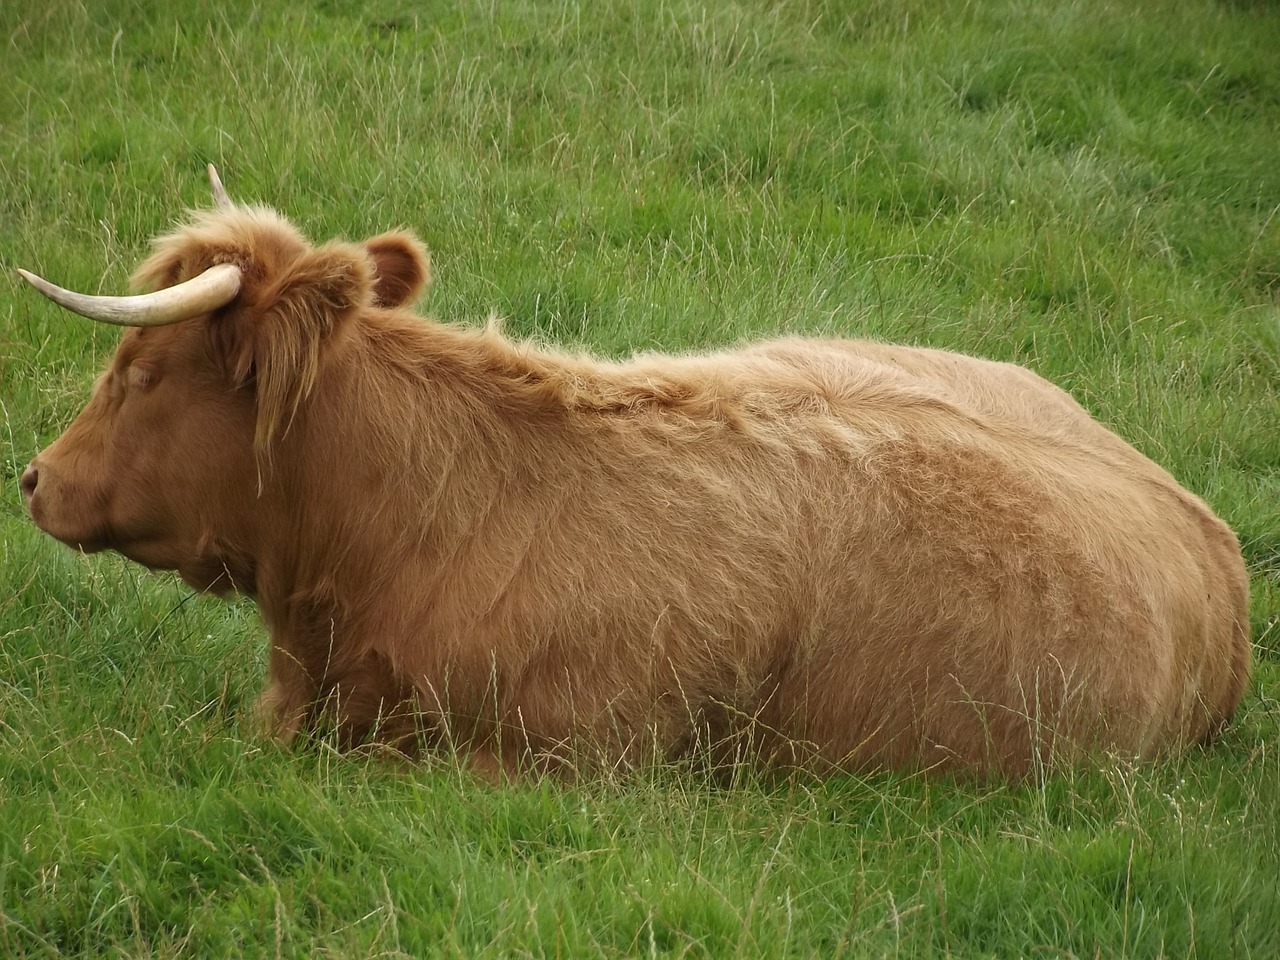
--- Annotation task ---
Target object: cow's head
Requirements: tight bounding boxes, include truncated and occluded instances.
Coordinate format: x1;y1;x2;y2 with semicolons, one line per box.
19;167;430;593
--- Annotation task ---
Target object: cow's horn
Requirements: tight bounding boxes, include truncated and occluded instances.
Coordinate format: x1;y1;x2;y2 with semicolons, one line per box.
207;163;233;209
16;262;242;327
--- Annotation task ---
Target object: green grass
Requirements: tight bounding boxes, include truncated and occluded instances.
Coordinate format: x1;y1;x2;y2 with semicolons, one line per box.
2;0;1279;955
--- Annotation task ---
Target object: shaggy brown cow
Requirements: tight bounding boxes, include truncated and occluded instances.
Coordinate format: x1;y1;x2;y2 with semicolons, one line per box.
19;169;1251;777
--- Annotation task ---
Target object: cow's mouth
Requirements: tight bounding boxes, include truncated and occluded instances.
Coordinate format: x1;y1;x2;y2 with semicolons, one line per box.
22;463;118;555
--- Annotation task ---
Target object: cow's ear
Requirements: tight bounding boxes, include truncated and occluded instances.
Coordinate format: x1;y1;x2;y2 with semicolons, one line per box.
224;242;374;451
268;241;374;334
365;231;430;308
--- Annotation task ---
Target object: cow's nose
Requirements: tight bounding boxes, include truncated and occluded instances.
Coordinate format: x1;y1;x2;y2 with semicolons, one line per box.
20;463;39;501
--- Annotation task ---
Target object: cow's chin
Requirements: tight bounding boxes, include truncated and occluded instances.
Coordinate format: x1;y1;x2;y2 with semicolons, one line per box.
116;539;249;597
113;537;184;573
58;533;111;555
40;513;254;597
179;567;247;597
27;497;107;554
177;557;255;598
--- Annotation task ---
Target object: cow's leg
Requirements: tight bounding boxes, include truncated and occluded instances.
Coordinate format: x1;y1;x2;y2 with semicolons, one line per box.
323;652;423;755
458;744;512;782
254;643;316;743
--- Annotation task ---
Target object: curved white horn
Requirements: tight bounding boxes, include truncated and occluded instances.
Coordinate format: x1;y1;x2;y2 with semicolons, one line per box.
207;163;233;209
16;262;242;327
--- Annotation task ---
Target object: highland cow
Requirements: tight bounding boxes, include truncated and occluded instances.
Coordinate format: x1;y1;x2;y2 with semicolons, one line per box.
18;168;1251;777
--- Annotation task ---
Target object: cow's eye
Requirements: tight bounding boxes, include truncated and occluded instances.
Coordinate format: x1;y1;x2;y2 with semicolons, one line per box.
127;365;156;391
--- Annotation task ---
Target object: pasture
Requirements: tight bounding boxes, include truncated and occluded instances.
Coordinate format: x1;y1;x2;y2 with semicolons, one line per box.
2;0;1278;955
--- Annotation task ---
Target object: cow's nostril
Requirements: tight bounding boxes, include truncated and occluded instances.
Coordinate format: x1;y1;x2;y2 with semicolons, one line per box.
20;464;38;499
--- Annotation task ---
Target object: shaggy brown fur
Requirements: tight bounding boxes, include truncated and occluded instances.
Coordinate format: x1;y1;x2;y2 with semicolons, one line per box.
23;204;1251;777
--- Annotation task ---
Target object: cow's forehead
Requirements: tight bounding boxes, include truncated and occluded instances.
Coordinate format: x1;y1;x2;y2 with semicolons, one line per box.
111;324;185;369
110;327;147;365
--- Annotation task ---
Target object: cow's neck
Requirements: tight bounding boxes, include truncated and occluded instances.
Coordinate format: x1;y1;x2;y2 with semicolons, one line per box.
246;315;545;660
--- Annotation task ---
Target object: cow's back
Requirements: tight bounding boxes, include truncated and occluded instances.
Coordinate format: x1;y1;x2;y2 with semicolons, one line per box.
733;337;1251;771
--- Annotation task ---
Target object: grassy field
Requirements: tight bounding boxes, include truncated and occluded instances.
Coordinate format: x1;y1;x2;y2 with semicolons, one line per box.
2;0;1279;955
